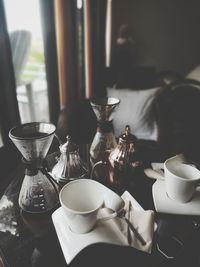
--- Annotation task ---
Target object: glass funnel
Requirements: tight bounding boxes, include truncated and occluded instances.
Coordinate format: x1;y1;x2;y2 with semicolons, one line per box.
90;97;120;163
9;122;59;214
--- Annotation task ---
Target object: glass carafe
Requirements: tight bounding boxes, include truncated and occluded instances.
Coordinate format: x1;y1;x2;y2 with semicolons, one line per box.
9;122;59;214
89;97;120;163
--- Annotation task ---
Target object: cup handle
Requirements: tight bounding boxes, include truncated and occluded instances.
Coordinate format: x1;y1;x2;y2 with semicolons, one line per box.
96;196;124;222
144;162;165;180
90;161;107;179
97;207;118;222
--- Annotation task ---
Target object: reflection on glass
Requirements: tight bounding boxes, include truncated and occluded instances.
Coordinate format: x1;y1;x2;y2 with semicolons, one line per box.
0;129;3;148
3;0;49;123
0;196;18;236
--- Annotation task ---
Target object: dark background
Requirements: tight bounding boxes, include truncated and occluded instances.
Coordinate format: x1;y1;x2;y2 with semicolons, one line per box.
112;0;200;76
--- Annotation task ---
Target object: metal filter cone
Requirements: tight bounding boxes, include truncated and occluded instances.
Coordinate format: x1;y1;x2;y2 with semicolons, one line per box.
9;122;56;163
90;97;120;122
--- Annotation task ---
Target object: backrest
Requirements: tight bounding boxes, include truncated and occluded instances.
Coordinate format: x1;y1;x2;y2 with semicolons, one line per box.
9;30;32;83
156;70;183;87
152;79;200;162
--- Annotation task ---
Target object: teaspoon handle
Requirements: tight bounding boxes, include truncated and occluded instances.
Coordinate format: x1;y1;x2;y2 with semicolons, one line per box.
124;217;146;246
127;201;132;245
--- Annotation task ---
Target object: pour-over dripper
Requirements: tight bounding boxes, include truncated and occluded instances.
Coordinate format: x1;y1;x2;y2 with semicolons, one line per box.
9;122;56;165
90;97;120;162
90;97;120;122
9;122;59;214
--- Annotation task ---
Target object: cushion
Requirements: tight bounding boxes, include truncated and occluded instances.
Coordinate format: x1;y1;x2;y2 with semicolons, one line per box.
107;87;160;140
106;66;157;89
186;65;200;82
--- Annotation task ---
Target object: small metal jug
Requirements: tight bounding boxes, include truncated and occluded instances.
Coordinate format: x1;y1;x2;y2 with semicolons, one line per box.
109;125;142;171
51;136;89;185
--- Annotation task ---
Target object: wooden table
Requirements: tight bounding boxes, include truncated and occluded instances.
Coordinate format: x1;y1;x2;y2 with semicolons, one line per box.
0;141;200;267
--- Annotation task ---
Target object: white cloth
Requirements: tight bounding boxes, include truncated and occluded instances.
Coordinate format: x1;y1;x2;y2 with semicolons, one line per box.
107;87;160;139
99;191;155;253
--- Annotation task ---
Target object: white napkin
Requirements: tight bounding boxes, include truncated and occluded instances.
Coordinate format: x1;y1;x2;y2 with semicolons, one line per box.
99;191;155;253
122;191;155;253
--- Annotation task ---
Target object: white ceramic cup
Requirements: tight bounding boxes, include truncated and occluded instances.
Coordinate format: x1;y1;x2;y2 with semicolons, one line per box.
59;179;125;234
146;155;200;203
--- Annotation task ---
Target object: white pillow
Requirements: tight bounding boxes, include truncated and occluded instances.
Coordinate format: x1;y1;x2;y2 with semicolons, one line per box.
186;65;200;82
107;87;160;140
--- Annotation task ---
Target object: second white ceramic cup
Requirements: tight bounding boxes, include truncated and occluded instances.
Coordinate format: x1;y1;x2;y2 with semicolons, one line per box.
150;155;200;203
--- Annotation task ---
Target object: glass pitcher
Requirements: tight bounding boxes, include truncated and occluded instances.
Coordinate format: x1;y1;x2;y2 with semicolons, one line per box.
89;97;120;163
9;122;59;214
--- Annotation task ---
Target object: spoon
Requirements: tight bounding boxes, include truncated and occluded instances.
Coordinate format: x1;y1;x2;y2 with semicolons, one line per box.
127;201;132;245
118;209;146;246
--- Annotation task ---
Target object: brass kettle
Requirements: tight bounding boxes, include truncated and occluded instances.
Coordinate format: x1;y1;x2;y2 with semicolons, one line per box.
91;126;142;194
109;125;142;171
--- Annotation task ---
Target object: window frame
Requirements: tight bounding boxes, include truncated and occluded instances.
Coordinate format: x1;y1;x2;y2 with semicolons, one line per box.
0;0;21;176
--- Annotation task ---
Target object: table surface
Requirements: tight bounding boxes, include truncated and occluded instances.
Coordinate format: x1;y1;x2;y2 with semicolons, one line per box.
0;141;200;267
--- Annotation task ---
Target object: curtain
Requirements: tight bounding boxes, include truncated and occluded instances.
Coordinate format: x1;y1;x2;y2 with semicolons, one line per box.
51;0;107;145
90;0;107;97
54;0;78;106
83;0;107;98
54;0;107;102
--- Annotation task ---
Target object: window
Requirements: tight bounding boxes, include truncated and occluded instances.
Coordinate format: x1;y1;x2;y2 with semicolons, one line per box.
0;130;3;148
3;0;50;123
0;0;59;177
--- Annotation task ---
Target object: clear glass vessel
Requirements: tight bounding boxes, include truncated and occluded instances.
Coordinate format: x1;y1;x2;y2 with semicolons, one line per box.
9;122;59;214
89;97;120;163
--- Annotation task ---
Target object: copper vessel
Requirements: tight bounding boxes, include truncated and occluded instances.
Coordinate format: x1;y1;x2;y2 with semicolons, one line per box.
91;126;142;194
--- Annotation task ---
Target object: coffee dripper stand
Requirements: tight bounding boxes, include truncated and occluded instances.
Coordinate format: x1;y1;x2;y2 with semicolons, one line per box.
89;97;120;163
89;97;121;188
9;122;60;214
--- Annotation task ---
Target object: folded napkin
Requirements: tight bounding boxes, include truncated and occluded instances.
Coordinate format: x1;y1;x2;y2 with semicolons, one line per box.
52;191;155;264
99;191;155;253
120;191;155;253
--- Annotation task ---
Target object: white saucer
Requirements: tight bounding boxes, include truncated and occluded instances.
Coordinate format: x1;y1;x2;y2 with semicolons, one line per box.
152;180;200;215
52;191;145;264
